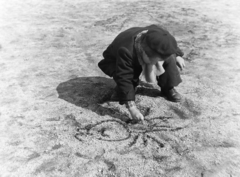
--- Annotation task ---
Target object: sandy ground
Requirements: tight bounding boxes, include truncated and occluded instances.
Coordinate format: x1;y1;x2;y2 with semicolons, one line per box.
0;0;240;176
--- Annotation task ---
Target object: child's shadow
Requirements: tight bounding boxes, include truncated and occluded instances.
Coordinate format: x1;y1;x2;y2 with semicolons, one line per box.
56;76;161;122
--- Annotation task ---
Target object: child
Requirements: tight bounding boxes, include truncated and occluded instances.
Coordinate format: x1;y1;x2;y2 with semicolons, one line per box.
98;25;185;122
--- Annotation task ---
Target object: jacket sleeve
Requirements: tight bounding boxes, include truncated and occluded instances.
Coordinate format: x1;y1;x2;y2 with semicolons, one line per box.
114;47;135;104
98;44;116;77
176;47;184;57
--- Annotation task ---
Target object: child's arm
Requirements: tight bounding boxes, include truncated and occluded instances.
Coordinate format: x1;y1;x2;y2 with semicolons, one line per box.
115;47;136;103
115;47;144;121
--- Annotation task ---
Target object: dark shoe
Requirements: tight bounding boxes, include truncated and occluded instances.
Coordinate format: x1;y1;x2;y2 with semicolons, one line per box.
161;88;181;102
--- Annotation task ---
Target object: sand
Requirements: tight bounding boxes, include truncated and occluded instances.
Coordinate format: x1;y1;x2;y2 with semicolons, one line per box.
0;0;240;176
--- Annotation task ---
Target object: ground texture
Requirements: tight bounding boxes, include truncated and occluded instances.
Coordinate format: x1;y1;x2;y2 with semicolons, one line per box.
0;0;240;177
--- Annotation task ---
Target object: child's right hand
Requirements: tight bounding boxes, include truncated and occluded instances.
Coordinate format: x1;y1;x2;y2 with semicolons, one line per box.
127;105;144;121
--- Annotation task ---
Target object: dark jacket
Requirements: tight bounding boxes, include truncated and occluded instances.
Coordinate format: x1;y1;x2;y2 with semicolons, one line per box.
98;25;183;104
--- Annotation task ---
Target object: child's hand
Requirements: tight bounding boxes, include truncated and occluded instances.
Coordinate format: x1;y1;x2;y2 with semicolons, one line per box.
126;101;144;122
176;56;185;70
128;106;144;121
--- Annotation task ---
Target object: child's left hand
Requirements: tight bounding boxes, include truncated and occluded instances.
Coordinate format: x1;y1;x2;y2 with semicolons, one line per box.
176;56;185;70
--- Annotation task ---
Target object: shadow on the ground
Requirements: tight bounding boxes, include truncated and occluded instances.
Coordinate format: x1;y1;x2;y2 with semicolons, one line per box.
56;76;162;122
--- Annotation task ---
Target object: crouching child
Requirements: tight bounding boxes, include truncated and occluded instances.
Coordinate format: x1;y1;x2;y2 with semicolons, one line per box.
98;25;185;122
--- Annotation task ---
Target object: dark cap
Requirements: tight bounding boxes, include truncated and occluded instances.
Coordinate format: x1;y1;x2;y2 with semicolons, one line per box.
145;28;177;57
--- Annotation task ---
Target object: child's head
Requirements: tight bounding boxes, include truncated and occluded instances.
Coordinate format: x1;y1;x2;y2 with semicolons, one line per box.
141;40;167;65
141;28;177;64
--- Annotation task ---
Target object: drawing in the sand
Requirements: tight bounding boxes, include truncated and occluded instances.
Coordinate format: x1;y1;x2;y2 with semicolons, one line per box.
74;116;187;150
